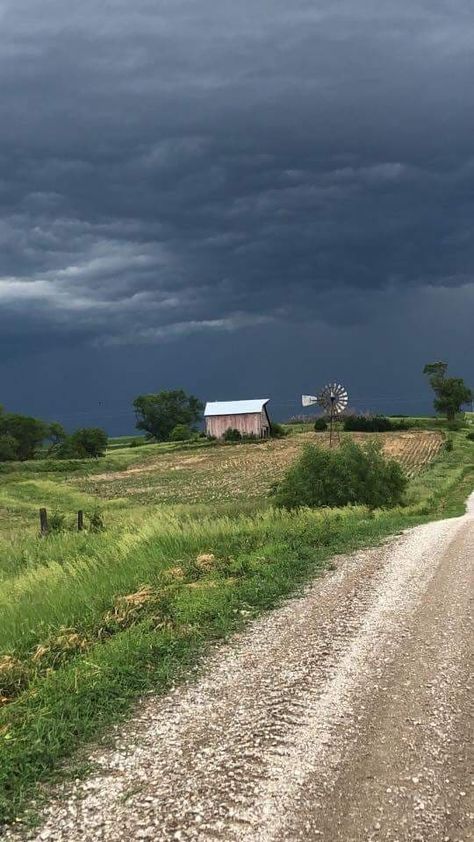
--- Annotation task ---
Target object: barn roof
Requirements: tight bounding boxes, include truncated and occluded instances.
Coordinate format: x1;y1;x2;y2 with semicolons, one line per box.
204;399;270;417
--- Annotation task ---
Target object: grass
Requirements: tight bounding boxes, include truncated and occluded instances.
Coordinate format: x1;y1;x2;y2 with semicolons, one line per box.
0;427;473;827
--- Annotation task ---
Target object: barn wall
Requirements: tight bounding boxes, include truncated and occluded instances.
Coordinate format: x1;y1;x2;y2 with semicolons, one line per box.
206;412;264;439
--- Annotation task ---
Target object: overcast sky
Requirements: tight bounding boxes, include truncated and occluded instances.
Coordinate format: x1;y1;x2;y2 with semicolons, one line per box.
1;0;473;431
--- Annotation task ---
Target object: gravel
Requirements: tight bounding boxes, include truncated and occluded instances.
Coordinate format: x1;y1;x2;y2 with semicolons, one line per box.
4;494;474;842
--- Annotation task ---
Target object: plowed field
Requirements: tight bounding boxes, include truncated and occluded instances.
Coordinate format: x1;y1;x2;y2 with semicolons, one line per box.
79;431;444;505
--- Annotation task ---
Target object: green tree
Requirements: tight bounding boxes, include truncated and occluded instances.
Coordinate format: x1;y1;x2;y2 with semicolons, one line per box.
46;422;67;455
0;434;19;462
423;361;472;422
133;390;203;441
0;414;48;460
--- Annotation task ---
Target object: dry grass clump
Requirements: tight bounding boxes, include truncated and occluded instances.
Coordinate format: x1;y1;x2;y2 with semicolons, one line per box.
195;552;216;571
0;655;28;702
32;630;89;666
103;586;160;628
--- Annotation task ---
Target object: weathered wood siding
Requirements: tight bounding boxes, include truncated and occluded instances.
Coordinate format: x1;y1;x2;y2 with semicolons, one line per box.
206;411;269;439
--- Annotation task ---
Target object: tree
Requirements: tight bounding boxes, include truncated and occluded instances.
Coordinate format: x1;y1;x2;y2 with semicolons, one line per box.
423;361;472;422
0;434;19;462
0;413;49;460
133;390;203;441
46;422;67;455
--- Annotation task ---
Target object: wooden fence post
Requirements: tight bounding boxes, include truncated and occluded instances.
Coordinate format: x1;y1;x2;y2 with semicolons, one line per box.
77;510;84;531
39;508;48;536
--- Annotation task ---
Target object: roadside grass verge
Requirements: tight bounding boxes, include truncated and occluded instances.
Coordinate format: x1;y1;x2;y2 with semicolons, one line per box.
0;432;472;826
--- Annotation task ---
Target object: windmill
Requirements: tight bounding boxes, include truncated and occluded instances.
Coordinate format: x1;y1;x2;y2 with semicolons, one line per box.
302;383;349;447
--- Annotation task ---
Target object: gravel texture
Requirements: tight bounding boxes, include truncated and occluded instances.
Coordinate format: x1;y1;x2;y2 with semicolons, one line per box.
5;494;474;842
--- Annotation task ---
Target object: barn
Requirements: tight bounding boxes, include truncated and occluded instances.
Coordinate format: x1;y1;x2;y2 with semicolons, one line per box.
204;399;271;440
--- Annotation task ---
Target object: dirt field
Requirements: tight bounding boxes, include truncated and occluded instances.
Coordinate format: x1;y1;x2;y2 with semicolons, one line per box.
78;431;444;505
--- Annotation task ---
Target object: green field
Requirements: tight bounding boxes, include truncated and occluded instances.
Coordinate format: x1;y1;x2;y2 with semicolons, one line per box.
0;426;473;827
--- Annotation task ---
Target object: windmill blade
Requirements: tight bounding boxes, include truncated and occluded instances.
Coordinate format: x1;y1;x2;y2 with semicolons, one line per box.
317;382;349;415
302;395;318;407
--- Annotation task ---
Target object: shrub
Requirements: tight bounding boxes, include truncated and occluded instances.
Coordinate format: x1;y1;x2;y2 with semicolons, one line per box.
446;416;466;431
223;428;242;442
272;440;407;510
48;512;66;534
169;424;193;442
314;418;328;432
343;415;393;432
467;431;474;442
56;428;108;459
88;509;105;533
270;422;287;438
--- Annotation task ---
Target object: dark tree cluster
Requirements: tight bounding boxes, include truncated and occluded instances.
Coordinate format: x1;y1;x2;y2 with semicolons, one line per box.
0;405;108;462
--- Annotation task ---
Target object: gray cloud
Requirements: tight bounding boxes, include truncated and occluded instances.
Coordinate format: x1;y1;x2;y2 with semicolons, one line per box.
0;0;473;423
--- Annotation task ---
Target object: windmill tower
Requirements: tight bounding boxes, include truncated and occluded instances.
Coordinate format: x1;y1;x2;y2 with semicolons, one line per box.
302;382;348;447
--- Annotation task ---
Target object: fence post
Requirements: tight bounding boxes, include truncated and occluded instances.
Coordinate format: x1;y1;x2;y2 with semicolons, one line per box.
77;510;84;531
39;508;48;536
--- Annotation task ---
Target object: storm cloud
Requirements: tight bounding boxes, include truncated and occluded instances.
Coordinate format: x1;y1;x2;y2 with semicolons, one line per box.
0;0;473;428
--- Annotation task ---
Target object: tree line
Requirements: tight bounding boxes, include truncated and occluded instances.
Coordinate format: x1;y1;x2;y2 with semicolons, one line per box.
0;407;107;462
0;361;471;462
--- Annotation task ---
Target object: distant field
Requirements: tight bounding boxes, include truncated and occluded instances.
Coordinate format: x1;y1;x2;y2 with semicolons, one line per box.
77;430;444;505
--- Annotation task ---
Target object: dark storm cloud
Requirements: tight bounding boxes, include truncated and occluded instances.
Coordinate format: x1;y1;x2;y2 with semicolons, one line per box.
1;0;474;361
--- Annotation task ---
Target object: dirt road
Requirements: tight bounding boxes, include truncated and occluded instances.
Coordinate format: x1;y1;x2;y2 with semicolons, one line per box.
9;496;473;842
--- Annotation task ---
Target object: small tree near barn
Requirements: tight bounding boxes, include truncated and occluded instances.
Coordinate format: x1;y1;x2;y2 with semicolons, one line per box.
134;390;204;441
423;361;472;423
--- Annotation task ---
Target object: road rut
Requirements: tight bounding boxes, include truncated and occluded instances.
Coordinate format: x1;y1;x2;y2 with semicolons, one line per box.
7;495;473;842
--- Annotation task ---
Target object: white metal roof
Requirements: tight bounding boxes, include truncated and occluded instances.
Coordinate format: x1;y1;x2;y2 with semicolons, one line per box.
204;399;269;417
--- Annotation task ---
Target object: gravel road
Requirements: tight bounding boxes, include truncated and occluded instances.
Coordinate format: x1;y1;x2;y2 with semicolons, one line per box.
6;495;473;842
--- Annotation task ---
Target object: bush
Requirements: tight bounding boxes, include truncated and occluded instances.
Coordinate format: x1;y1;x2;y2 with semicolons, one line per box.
88;509;105;533
272;440;407;510
314;418;328;432
48;512;66;534
466;431;474;442
223;428;242;442
446;416;466;431
169;424;193;442
270;422;287;438
343;415;393;432
56;427;108;459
